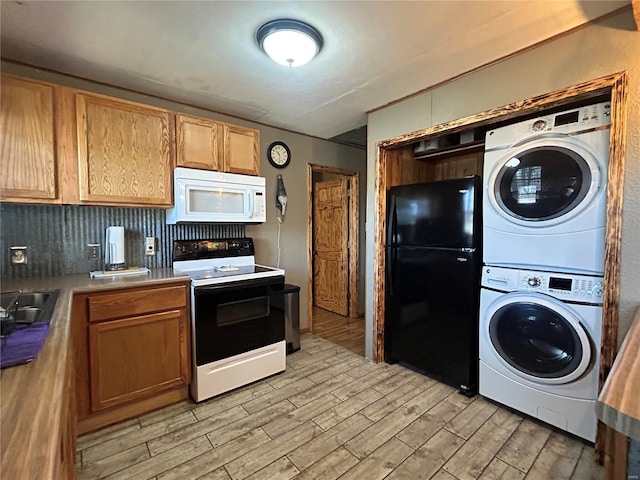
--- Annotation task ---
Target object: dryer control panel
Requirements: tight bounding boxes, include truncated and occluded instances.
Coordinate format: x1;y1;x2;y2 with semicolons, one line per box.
482;266;603;304
485;101;611;150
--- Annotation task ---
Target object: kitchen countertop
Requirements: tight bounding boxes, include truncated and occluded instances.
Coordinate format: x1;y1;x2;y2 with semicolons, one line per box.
1;267;190;293
596;305;640;441
0;268;190;479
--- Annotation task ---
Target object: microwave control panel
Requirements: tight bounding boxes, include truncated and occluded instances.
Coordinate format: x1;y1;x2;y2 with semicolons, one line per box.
253;191;266;218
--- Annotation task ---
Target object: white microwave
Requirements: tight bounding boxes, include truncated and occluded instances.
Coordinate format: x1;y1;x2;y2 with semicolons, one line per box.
166;168;266;224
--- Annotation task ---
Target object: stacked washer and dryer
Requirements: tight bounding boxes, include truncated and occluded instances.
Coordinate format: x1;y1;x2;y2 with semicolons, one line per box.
479;102;611;442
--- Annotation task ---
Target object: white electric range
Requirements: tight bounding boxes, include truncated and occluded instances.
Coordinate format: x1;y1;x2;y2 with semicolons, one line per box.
173;238;286;402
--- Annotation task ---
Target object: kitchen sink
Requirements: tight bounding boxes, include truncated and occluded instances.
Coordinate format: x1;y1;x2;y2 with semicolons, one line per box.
0;290;60;333
12;292;52;309
15;307;43;323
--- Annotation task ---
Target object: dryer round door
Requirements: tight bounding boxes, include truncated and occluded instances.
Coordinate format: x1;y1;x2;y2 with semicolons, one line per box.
485;292;593;385
487;136;602;227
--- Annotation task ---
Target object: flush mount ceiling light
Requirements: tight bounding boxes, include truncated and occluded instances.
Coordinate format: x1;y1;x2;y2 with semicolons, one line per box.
257;19;323;67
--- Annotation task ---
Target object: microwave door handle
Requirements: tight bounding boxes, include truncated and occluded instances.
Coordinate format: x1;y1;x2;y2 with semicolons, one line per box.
182;182;192;216
243;189;251;218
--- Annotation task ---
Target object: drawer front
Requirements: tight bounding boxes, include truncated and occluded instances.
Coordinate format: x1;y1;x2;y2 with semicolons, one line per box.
88;284;187;322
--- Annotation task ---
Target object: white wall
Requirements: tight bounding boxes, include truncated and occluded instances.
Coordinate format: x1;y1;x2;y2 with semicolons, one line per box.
365;9;640;359
1;61;367;330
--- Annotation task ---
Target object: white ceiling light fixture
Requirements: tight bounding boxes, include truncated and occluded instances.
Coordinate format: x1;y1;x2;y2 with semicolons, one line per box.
257;19;323;68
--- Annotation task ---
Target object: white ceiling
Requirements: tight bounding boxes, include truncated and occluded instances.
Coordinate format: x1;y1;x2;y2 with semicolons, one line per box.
0;1;629;143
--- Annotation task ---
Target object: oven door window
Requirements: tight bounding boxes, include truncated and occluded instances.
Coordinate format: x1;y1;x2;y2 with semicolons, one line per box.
217;296;269;327
194;279;284;365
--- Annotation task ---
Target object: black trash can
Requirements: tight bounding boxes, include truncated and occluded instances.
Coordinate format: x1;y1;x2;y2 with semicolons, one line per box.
272;283;300;354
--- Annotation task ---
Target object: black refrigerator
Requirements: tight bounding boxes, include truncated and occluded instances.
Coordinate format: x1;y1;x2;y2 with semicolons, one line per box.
385;176;481;395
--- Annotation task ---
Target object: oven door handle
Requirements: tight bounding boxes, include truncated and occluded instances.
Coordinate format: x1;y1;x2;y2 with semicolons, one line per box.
194;276;284;295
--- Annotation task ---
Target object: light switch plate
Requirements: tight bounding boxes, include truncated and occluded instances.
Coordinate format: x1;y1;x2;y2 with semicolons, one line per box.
87;243;101;260
145;237;156;256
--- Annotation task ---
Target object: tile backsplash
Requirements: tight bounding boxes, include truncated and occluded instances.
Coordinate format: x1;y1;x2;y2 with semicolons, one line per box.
0;204;244;279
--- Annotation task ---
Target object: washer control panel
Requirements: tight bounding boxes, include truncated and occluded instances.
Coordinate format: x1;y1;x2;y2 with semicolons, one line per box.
482;266;603;304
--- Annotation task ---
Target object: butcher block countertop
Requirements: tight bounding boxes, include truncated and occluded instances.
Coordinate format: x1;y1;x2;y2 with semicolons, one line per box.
0;268;190;479
597;305;640;441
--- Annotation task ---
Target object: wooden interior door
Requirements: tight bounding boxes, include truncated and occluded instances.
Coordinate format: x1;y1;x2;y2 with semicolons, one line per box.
313;178;349;315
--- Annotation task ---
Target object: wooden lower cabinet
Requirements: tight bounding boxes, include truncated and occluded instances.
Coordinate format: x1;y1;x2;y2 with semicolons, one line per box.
73;281;191;435
89;309;188;411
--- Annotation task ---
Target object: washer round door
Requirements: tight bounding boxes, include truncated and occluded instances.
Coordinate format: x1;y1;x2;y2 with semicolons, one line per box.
487;136;602;227
485;292;593;385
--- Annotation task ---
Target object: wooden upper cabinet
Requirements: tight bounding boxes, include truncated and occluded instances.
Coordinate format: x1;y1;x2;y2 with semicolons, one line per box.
0;75;58;202
223;124;260;176
176;113;219;170
1;74;261;208
176;113;260;176
75;92;173;206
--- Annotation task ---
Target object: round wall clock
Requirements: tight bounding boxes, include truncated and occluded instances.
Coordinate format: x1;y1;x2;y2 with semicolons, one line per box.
267;141;291;168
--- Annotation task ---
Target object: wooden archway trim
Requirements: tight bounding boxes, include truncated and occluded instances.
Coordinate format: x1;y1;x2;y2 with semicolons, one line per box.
307;163;360;331
372;71;628;453
378;72;625;149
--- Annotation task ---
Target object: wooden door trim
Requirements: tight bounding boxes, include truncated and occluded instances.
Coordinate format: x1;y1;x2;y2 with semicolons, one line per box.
307;164;360;331
372;71;628;457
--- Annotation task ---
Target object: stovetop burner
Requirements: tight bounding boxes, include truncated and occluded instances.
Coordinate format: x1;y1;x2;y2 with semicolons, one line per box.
172;238;284;286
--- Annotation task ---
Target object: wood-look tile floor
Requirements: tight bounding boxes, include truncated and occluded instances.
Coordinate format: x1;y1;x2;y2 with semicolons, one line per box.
76;334;603;480
311;307;365;357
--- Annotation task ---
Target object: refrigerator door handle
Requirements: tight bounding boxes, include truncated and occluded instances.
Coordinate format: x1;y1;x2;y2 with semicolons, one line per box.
387;194;397;245
387;248;396;297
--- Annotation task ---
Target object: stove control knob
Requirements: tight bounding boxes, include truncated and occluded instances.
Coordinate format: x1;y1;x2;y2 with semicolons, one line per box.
191;243;199;251
527;277;541;287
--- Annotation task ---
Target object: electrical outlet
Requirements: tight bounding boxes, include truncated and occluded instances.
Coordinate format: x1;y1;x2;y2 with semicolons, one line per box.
87;244;101;260
10;246;28;265
145;237;156;256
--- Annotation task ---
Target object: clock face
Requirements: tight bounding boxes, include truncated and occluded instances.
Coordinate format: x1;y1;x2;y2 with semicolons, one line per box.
268;141;291;168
